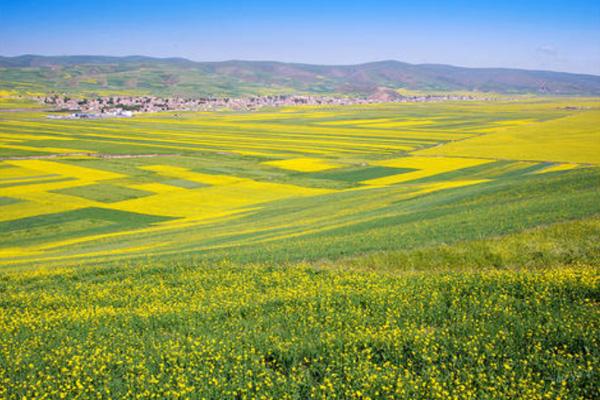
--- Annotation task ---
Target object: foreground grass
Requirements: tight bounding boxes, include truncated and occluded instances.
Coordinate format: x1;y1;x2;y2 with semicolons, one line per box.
328;216;600;273
1;220;598;399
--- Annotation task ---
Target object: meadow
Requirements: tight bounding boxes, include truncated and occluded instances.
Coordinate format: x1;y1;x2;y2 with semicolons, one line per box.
0;95;599;398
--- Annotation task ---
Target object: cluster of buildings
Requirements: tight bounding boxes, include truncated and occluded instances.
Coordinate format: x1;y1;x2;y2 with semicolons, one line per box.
46;110;133;120
40;92;488;119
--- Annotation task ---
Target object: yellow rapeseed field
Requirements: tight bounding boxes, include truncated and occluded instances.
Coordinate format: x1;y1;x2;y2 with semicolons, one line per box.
0;98;599;398
0;99;599;267
363;156;493;186
416;111;600;164
0;261;597;399
534;163;579;174
263;157;343;172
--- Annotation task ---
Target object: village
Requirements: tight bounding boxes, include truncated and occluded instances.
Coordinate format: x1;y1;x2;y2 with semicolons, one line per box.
40;91;488;118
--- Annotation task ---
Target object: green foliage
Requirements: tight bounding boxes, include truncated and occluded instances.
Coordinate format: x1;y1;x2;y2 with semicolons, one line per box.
332;217;600;272
0;196;20;206
53;183;153;203
0;207;173;248
305;166;415;183
0;224;598;398
178;168;600;266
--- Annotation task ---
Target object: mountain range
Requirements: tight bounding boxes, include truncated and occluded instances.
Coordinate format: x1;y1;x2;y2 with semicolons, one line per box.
1;55;599;97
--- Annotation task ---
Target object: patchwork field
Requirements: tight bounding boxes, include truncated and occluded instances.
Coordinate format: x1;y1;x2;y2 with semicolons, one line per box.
1;96;599;399
1;98;599;269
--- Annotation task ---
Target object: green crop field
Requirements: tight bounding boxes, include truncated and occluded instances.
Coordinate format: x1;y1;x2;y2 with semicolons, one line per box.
1;95;599;399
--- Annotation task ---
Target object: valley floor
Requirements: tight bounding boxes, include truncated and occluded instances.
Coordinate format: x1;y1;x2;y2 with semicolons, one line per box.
0;98;599;269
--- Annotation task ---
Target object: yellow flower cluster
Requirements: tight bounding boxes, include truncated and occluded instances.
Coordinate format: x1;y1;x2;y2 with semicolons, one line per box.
416;110;600;165
0;264;597;399
263;157;342;172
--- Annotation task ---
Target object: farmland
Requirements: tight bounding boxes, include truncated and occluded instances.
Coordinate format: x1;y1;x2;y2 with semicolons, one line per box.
1;98;599;268
1;96;599;398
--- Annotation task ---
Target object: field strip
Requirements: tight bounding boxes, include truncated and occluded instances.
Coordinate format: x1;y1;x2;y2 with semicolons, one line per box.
0;153;180;160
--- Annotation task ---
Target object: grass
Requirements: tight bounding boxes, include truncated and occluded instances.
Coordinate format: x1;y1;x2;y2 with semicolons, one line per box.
0;98;599;398
0;219;598;399
53;183;153;203
305;165;415;183
0;196;20;206
329;217;600;273
1;99;599;268
0;207;173;248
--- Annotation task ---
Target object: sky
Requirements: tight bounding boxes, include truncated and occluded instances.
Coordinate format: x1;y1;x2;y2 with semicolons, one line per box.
1;0;599;75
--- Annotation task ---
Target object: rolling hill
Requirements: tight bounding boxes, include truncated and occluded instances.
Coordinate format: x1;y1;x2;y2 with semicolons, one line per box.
1;98;599;398
1;55;599;97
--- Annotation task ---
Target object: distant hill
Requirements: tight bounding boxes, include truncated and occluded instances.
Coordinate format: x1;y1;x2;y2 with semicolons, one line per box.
1;55;599;97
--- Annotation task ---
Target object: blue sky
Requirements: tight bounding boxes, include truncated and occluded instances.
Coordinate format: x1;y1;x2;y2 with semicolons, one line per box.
1;0;599;74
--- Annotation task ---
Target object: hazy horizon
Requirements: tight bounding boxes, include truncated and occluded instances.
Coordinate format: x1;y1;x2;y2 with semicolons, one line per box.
3;53;600;77
1;0;599;75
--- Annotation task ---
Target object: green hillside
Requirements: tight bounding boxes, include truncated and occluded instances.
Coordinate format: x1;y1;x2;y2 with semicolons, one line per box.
1;55;600;97
1;96;599;398
1;219;598;399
